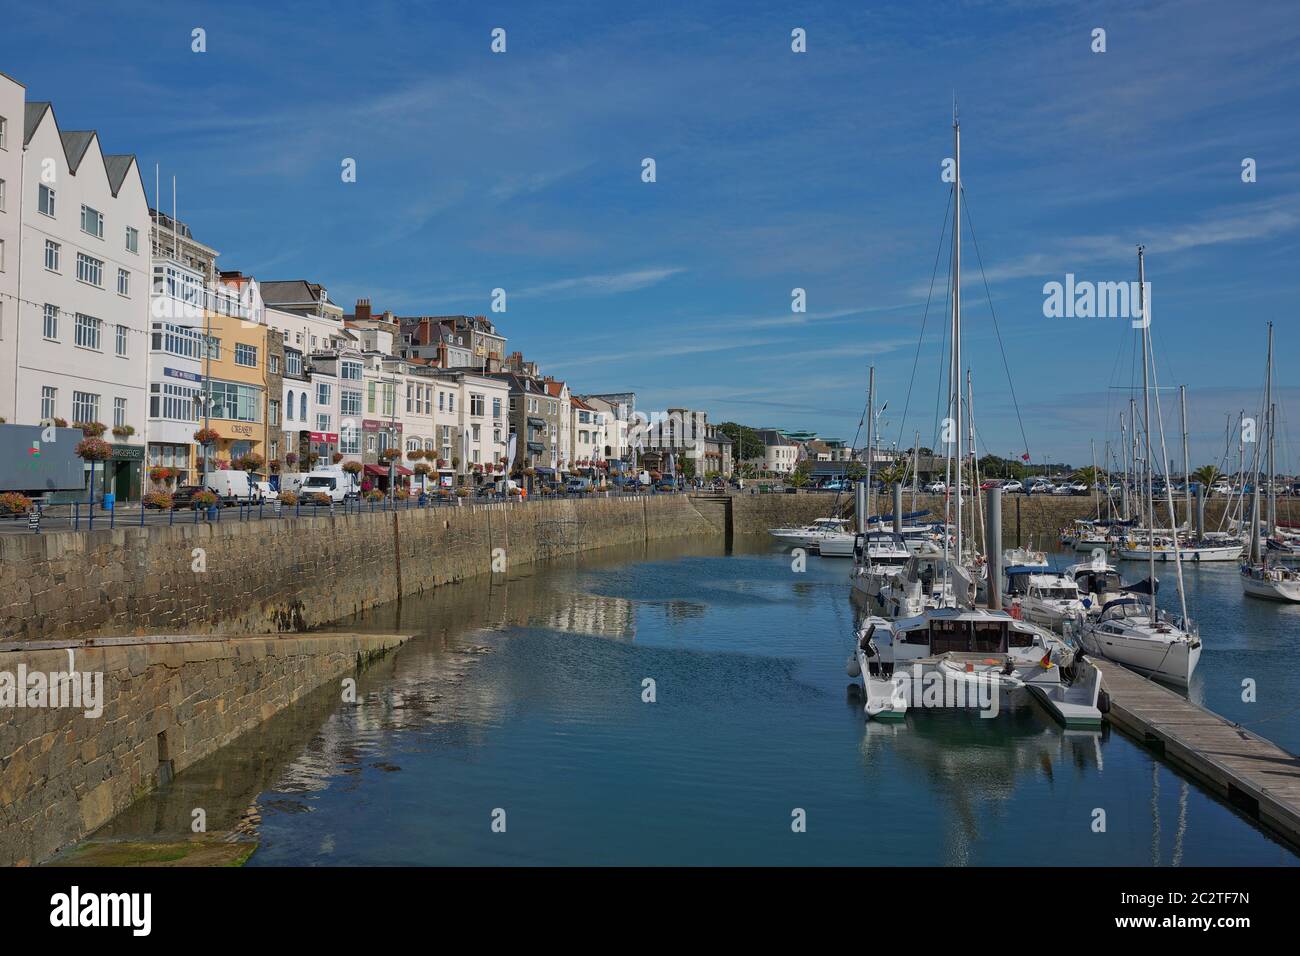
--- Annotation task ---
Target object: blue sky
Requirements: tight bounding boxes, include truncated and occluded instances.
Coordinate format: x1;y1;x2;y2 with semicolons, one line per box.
5;0;1299;470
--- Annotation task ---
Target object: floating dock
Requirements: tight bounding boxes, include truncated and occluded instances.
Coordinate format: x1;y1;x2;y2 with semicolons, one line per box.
1094;659;1300;848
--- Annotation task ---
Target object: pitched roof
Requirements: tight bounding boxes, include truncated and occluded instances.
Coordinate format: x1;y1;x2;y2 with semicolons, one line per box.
103;154;138;197
261;280;325;305
60;130;95;173
24;101;50;143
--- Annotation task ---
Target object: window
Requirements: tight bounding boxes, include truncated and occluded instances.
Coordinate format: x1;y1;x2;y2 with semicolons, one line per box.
72;391;99;424
0;238;4;272
470;393;485;416
44;240;60;272
316;413;331;432
205;380;261;423
150;322;201;358
340;427;360;455
438;391;445;412
125;226;138;254
285;350;301;376
270;440;279;460
43;304;58;340
117;268;129;296
285;390;296;421
509;397;517;412
74;313;102;350
269;354;280;374
115;324;127;357
149;382;199;422
299;393;306;420
206;337;221;360
341;361;362;381
448;393;454;413
382;383;395;417
0;115;6;149
366;434;377;454
316;382;331;407
0;178;5;211
341;389;361;416
493;397;502;419
269;399;280;427
113;397;126;428
80;205;104;239
472;424;481;442
41;387;56;421
76;253;103;287
493;427;502;444
367;381;377;413
38;184;55;217
405;383;412;414
235;343;258;367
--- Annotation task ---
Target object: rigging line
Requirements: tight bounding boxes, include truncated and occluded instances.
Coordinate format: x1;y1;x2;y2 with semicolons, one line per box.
894;185;954;455
960;189;1032;463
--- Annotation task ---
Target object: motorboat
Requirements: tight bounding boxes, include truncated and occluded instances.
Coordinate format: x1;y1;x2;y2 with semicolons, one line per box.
1074;598;1201;686
1064;558;1129;614
768;517;854;551
1009;572;1086;631
849;531;913;601
876;551;975;618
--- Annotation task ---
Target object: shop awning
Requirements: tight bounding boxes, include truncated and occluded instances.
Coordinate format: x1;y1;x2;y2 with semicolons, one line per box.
527;417;547;429
395;465;413;476
364;464;388;476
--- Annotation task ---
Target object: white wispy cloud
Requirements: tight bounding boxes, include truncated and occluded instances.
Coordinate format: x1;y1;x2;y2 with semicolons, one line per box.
517;267;686;299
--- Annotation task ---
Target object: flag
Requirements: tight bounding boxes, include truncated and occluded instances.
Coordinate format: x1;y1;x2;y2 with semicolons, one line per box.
1021;453;1031;462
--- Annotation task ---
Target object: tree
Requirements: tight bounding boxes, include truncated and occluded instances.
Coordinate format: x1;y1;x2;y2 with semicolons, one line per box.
718;422;765;463
1192;465;1221;488
789;470;810;488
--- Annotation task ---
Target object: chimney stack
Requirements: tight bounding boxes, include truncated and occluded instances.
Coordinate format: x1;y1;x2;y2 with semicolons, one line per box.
355;298;372;322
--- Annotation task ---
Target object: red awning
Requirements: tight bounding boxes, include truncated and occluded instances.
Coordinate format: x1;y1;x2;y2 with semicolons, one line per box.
363;464;387;476
395;465;413;476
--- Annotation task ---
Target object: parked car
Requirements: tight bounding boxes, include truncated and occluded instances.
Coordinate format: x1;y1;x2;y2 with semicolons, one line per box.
564;476;593;493
980;479;1002;491
821;479;850;492
151;484;205;509
924;481;947;494
1026;481;1053;495
1210;481;1232;496
1001;480;1024;494
1067;481;1089;495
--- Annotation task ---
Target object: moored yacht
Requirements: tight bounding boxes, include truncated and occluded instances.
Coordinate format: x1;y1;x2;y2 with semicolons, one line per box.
768;517;853;551
1075;598;1201;686
849;530;913;601
1011;572;1086;631
1240;563;1300;602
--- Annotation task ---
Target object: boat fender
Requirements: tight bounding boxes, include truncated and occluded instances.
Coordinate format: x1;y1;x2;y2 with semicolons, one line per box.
1097;688;1111;714
846;655;861;678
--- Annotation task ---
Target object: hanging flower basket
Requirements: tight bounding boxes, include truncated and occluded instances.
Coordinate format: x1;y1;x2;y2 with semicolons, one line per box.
111;425;135;438
342;461;363;476
269;460;282;474
148;465;175;483
193;427;220;445
76;437;113;461
406;449;424;461
380;448;401;462
332;452;344;464
77;422;107;438
285;452;299;466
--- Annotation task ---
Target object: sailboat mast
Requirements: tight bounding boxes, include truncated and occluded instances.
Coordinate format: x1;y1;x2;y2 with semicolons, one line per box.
1138;247;1156;618
864;366;875;523
1130;398;1139;524
1266;322;1275;536
1179;384;1189;533
952;111;963;563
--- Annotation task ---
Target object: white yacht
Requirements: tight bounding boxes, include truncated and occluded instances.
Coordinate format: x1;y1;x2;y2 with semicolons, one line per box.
850;607;1100;726
768;517;854;551
876;551;974;618
1064;558;1129;614
1011;572;1086;631
1075;598;1201;686
1241;563;1300;602
849;531;913;602
1117;532;1242;562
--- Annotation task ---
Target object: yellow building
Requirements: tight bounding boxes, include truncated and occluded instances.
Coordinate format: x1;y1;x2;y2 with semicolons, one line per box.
197;312;269;474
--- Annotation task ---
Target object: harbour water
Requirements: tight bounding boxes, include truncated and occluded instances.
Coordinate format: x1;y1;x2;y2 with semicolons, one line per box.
96;537;1299;865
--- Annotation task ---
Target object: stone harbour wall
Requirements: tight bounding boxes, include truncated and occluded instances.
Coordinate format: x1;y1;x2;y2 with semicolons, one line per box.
0;494;715;644
0;631;407;867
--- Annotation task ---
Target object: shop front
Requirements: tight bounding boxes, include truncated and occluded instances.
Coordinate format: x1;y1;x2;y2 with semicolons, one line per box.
96;443;144;502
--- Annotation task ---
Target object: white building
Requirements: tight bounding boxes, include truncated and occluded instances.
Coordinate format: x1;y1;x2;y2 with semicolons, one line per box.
582;395;630;463
0;75;24;415
0;78;151;497
571;397;605;468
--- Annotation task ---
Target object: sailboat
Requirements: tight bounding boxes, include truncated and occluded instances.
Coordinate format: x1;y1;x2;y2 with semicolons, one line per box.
1240;323;1300;602
848;110;1100;727
1077;248;1202;686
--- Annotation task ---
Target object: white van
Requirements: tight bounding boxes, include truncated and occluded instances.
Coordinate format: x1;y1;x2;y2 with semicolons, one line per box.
300;469;358;502
204;470;253;505
279;472;308;496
